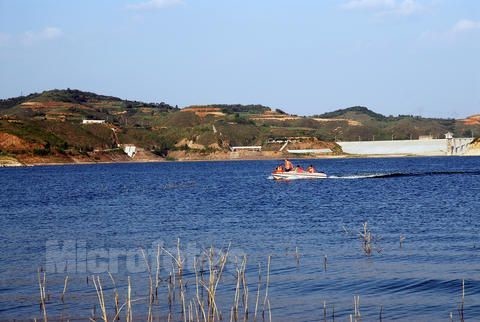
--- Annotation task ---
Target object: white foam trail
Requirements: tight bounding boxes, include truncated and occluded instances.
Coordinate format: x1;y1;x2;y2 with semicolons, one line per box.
328;174;387;179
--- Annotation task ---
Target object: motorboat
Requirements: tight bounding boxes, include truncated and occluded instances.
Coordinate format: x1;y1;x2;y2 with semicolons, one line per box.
271;171;327;180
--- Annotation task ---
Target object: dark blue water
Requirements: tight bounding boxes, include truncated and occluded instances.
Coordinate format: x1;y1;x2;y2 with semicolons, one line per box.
1;156;480;321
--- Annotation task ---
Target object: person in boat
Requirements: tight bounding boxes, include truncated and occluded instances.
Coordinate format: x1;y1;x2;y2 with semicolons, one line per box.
295;165;304;173
284;159;294;172
274;165;284;173
306;165;316;173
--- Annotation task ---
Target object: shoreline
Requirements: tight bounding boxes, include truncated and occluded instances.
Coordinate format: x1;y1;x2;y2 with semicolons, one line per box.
2;153;478;168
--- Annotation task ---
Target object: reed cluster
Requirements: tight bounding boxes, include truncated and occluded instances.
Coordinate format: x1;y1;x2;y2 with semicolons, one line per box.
32;240;470;321
35;241;273;322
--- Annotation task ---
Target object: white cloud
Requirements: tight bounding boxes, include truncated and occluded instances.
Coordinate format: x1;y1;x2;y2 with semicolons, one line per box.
420;19;480;42
341;0;425;16
22;26;63;45
390;0;424;15
127;0;183;11
41;27;63;39
450;19;480;34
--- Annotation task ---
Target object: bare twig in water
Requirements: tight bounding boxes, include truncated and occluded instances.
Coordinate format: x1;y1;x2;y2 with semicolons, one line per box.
359;222;382;255
360;222;373;255
294;247;300;266
400;235;406;248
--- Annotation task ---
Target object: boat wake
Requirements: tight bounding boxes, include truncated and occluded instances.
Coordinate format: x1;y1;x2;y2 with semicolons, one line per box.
328;170;480;180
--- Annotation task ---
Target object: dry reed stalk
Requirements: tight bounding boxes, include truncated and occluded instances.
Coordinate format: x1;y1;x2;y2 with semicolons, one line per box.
171;261;176;304
231;256;246;322
262;256;271;317
458;279;465;322
155;244;162;299
180;276;187;322
230;306;235;322
194;258;207;322
253;263;261;322
323;300;326;321
91;303;96;321
267;298;272;322
37;268;47;322
140;248;154;322
126;276;132;322
92;276;108;322
112;295;142;321
61;276;68;303
161;240;184;278
168;272;173;313
353;295;360;320
107;272;120;320
232;270;240;322
294;247;300;266
193;300;200;322
241;256;249;321
200;245;230;322
177;238;184;277
188;300;193;322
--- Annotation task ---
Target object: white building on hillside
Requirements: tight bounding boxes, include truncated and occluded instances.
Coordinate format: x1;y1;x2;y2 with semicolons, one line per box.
82;119;106;124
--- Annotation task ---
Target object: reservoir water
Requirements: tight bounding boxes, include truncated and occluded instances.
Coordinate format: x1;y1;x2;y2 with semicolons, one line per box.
1;156;480;321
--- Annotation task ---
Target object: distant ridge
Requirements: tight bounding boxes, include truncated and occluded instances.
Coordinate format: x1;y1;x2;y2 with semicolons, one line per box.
315;106;386;120
0;89;178;111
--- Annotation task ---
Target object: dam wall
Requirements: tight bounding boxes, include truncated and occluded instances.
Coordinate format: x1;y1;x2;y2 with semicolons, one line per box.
337;138;474;156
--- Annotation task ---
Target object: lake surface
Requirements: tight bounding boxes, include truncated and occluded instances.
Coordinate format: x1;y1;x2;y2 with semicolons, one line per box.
1;156;480;321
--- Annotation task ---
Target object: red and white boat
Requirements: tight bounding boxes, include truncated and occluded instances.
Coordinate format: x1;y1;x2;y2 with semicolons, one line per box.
271;171;327;180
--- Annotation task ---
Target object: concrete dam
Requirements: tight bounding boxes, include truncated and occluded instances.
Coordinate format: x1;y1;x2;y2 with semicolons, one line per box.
337;138;474;156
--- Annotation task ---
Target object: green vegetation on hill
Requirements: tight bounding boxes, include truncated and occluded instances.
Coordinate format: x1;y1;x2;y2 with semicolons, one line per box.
316;106;386;120
186;104;271;114
0;89;478;161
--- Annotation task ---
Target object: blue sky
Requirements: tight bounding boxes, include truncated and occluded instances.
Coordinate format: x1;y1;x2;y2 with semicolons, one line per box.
0;0;479;118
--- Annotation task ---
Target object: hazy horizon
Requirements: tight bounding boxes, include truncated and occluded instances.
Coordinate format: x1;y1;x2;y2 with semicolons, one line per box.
0;0;479;118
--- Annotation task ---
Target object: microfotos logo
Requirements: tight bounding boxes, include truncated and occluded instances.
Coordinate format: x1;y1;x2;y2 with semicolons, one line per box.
45;239;246;274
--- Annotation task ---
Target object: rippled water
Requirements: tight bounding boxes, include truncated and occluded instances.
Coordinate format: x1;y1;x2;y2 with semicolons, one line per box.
1;156;480;321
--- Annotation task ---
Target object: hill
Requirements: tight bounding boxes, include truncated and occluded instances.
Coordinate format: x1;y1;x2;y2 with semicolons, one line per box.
315;106;386;121
0;89;478;164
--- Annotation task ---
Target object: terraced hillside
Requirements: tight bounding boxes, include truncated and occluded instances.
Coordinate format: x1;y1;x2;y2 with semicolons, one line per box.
0;89;478;164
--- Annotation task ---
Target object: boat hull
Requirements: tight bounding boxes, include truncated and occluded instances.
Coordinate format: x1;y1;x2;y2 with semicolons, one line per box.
272;172;327;180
